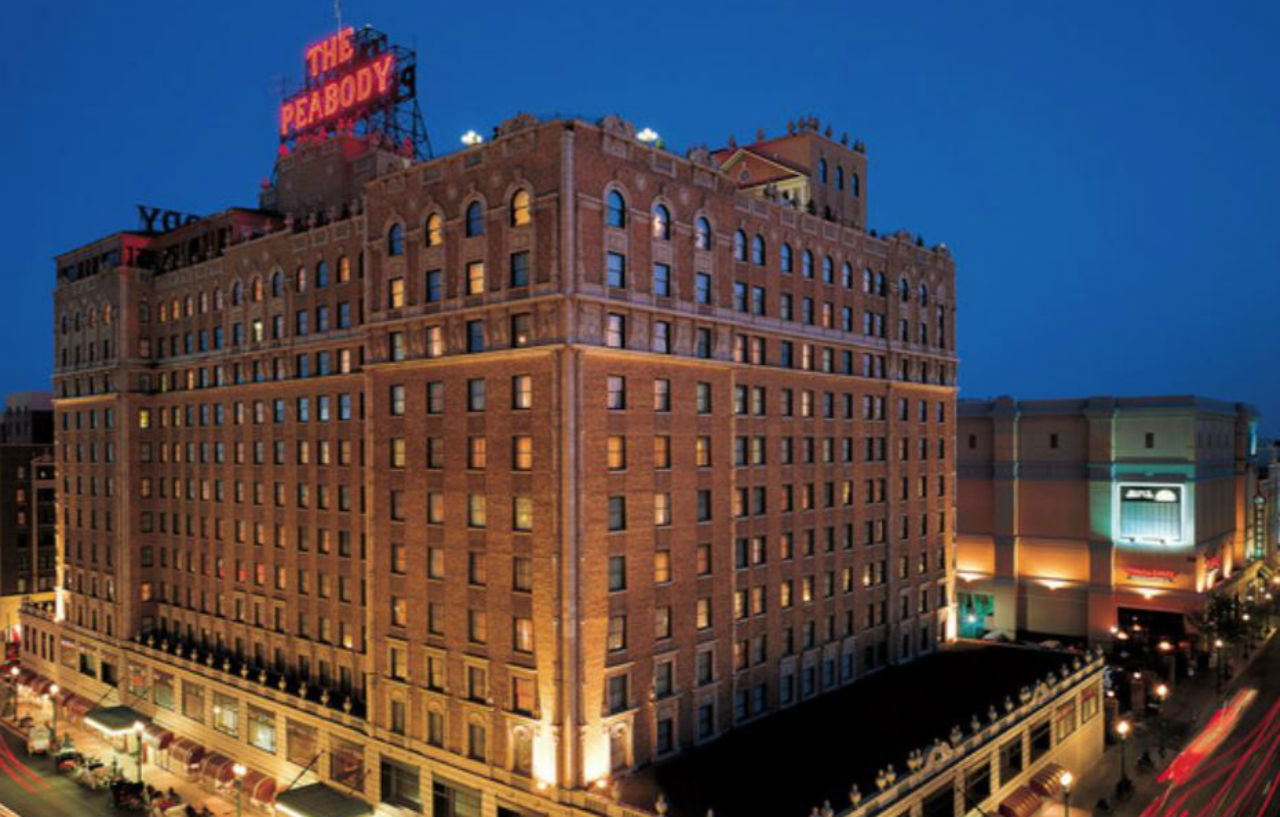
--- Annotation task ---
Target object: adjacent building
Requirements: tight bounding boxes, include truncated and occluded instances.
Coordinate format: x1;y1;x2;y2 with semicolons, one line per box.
19;61;957;816
0;393;56;649
956;395;1265;645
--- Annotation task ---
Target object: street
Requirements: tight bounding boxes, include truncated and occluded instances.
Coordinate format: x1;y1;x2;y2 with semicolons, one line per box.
0;725;126;817
1142;633;1280;817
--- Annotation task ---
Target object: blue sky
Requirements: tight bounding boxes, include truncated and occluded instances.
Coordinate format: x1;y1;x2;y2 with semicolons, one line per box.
2;1;1277;428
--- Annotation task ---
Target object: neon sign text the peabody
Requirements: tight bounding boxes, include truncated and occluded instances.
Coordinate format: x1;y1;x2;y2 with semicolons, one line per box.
279;27;396;138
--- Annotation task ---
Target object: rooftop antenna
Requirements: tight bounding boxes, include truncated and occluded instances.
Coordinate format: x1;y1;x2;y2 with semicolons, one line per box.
334;0;342;30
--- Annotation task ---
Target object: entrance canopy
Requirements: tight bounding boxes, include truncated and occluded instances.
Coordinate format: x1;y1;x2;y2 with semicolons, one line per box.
83;705;149;737
275;783;372;817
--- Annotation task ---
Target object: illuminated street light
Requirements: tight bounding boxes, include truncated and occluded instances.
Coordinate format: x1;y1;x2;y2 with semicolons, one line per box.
637;127;660;144
1060;770;1074;816
460;129;483;147
233;762;247;817
1116;720;1132;792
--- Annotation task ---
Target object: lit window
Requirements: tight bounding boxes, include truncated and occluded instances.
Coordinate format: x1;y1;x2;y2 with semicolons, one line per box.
425;213;443;246
652;204;671;240
695;216;711;250
511;190;532;227
466;261;485;295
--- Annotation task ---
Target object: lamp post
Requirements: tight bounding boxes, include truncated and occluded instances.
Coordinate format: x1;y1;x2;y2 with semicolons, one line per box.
1215;638;1226;692
1060;770;1074;816
133;721;144;783
1154;683;1170;755
1157;639;1175;684
47;682;58;746
233;762;246;817
1116;720;1132;793
1243;612;1253;653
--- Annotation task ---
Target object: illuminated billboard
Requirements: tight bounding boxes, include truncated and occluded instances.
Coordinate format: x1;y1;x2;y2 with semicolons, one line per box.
1118;484;1184;545
277;26;430;158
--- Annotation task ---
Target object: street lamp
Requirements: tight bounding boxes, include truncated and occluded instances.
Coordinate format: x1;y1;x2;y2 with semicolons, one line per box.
1116;720;1132;795
233;762;246;817
1154;684;1170;754
47;682;59;746
1059;770;1074;816
1215;637;1226;692
133;721;144;783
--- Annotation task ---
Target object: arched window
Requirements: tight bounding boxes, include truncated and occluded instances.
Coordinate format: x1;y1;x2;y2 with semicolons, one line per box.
315;260;329;288
651;204;670;240
818;158;828;183
822;256;834;283
733;230;747;261
918;283;928;306
425;213;443;246
780;243;793;273
875;272;886;296
198;292;208;313
851;173;860;197
695;217;711;251
296;265;308;293
271;270;284;297
60;314;68;334
899;277;910;302
252;277;264;302
213;288;223;310
862;268;874;293
836;166;844;190
606;190;627;228
511;190;532;227
231;281;243;306
465;201;484;237
184;295;193;316
802;250;814;279
388;223;405;256
751;234;765;266
338;255;351;283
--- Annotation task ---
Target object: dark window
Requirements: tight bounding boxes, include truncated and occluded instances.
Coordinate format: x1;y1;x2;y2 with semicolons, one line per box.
510;252;530;287
922;784;955;817
465;201;484;237
964;762;991;809
606;190;627;228
1000;738;1024;784
1029;719;1051;761
387;224;404;256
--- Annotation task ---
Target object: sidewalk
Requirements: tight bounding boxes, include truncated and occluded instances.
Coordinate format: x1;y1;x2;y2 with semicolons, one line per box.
1067;631;1275;816
2;694;246;817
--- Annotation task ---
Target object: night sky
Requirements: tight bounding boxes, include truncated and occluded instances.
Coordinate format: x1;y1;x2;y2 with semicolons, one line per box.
3;2;1277;429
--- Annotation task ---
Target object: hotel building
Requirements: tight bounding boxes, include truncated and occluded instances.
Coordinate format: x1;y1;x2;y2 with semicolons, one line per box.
21;110;956;817
956;395;1267;645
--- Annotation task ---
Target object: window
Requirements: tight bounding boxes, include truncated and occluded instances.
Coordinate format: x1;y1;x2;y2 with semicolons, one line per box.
751;234;765;265
608;555;626;591
695;216;711;250
695;272;712;305
652;204;670;240
512;375;533;409
465;201;484;236
607;496;626;531
606;190;626;228
1029;719;1051;762
510;251;530;287
734;230;747;261
511;189;531;226
606;252;627;288
425;213;443;246
388;278;405;309
605;314;626;348
1000;738;1023;783
606;376;626;410
607;674;629;713
607;615;626;651
387;224;404;256
1145;432;1155;449
653;263;672;297
780;243;793;273
965;762;991;808
248;705;276;753
466;261;485;295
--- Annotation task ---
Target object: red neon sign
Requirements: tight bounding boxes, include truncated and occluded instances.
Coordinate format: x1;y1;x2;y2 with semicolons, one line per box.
1126;567;1179;582
279;27;397;139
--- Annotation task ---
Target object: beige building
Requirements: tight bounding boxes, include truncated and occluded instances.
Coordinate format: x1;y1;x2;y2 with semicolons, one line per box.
956;395;1265;645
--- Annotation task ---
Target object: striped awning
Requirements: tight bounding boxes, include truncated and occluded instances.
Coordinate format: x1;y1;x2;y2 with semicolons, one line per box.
237;769;276;804
251;776;278;805
998;785;1044;817
64;695;94;720
141;723;174;750
1030;762;1068;797
202;752;235;785
168;737;205;767
56;688;76;706
29;676;54;696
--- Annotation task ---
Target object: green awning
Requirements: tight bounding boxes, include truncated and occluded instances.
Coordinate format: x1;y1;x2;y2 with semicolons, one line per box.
83;705;149;736
275;783;372;817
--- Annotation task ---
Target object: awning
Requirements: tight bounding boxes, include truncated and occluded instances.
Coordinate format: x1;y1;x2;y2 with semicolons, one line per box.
250;776;278;805
56;688;76;706
64;695;94;720
168;738;205;767
202;752;235;785
236;769;274;803
141;723;174;750
14;669;35;687
1029;762;1068;797
275;783;373;817
83;705;149;737
30;676;54;696
997;785;1044;817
